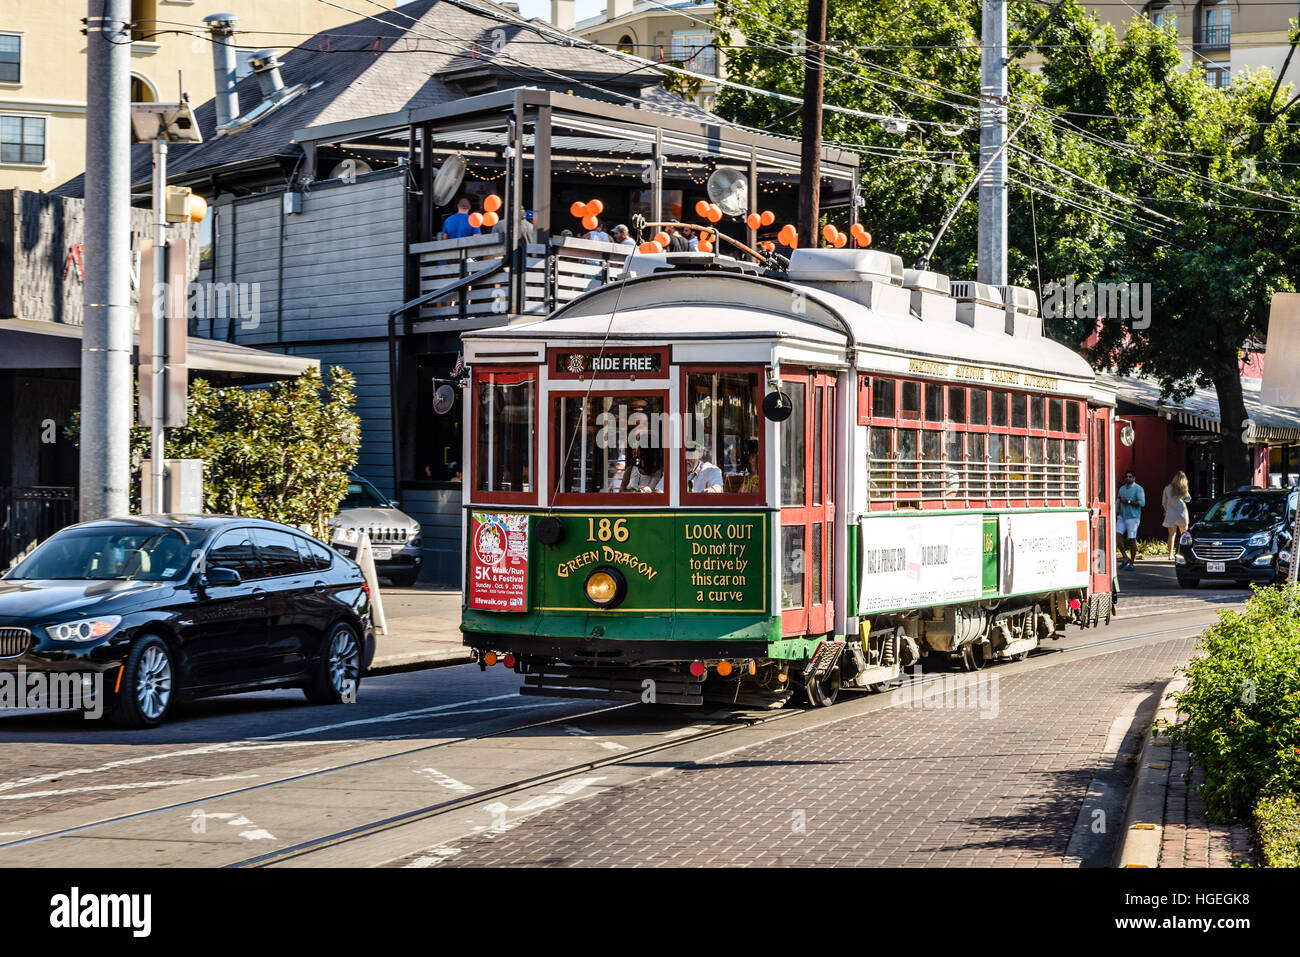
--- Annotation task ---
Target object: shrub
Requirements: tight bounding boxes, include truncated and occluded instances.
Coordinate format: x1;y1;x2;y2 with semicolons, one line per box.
1173;583;1300;821
1254;792;1300;868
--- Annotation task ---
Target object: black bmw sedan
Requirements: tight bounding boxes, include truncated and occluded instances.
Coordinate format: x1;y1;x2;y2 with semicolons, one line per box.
1176;488;1297;588
0;515;374;728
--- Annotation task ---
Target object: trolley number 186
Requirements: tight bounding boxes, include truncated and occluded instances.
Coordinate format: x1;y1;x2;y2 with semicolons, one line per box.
586;517;630;543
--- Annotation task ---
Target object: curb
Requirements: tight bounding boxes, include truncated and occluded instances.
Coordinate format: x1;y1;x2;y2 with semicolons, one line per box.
367;646;472;676
1115;675;1185;867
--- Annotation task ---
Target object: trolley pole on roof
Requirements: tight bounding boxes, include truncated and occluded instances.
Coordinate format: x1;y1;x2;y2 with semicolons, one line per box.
797;0;828;249
977;0;1008;286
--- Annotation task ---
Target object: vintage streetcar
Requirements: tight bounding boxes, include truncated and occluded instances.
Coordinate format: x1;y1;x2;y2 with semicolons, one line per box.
459;246;1117;707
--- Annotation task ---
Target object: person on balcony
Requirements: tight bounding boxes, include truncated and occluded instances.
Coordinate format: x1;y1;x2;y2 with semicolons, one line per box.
441;197;481;239
610;224;635;246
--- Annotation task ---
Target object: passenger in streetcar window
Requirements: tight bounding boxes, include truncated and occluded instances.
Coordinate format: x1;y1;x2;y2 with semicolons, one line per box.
686;446;724;493
604;453;629;492
627;447;664;492
738;439;761;494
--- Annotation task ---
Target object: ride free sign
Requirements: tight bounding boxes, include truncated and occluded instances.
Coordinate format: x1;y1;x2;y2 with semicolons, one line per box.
468;512;530;611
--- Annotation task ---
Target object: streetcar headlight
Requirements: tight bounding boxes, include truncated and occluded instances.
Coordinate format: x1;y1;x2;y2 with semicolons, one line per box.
584;567;626;609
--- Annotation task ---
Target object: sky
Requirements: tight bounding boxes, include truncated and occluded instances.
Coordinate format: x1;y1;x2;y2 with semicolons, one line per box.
513;0;609;23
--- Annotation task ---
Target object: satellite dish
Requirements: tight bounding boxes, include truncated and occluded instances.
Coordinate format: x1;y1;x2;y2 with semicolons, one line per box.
327;158;371;182
432;155;466;207
706;167;749;218
762;390;793;422
433;384;457;415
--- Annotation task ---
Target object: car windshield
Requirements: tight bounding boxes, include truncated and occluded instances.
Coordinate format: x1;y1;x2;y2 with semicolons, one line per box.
6;525;202;582
1200;495;1288;525
342;475;389;510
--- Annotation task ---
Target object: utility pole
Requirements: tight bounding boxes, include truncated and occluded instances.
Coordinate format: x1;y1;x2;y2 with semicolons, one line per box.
149;137;167;512
797;0;828;249
81;0;132;521
978;0;1008;286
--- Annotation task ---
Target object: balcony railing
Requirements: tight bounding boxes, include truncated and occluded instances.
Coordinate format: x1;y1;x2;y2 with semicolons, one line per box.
1200;23;1231;47
408;234;634;326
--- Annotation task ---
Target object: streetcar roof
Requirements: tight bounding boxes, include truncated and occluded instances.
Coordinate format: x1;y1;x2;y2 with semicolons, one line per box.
467;269;1096;385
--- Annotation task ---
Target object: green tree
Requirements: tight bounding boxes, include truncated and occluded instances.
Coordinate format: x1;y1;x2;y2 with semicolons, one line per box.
68;367;361;538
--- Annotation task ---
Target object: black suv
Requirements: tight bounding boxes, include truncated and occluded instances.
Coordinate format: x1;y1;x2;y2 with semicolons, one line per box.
1176;488;1296;588
0;515;374;728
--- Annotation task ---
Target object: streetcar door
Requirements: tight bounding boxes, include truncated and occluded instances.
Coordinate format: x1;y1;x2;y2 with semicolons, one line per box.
780;370;836;636
1087;404;1113;597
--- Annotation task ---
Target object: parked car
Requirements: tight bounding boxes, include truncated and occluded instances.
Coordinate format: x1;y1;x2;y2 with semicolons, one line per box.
330;472;423;587
0;515;374;728
1176;487;1297;588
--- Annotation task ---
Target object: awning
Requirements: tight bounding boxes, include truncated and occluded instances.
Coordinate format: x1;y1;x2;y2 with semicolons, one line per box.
1102;372;1300;444
0;318;318;384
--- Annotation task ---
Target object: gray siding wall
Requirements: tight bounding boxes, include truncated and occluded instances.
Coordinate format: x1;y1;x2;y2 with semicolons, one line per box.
399;488;463;588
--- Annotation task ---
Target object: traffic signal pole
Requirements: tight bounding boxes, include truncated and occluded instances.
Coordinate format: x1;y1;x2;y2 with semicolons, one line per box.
80;0;133;521
150;138;168;513
978;0;1008;286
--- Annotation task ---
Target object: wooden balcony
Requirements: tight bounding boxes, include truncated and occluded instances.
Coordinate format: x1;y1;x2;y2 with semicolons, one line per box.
407;233;634;332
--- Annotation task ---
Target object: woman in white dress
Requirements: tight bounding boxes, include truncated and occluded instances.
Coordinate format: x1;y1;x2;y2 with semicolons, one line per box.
1161;470;1191;559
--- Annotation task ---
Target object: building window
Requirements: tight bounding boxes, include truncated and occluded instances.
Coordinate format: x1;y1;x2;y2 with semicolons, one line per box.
0;115;44;164
670;31;716;75
616;34;634;55
1202;1;1230;46
131;74;157;103
130;0;158;42
1206;65;1229;88
0;34;19;83
1149;3;1176;30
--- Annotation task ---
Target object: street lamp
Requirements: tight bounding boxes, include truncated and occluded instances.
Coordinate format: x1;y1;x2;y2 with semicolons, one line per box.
131;97;202;513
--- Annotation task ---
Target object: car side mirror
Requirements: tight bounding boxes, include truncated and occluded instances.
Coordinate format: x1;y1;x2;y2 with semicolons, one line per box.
203;567;242;587
389;499;401;508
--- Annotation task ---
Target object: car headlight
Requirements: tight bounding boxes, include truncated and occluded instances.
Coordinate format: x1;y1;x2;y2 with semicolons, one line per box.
47;615;122;642
584;567;626;609
1247;531;1272;548
1281;550;1292;564
1179;531;1192;546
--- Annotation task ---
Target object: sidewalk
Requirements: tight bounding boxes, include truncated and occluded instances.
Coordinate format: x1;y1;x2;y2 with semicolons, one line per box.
367;585;471;674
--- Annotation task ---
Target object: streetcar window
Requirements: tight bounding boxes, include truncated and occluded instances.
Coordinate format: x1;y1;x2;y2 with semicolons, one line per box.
781;382;806;506
1048;439;1063;497
553;393;667;497
991;391;1008;427
897;429;918;492
1049;398;1064;433
922;431;941;493
989;433;1005;495
872;377;895;419
474;369;537;501
869;427;891;496
900;381;921;418
1007;435;1026;485
944;432;964;498
684;370;762;498
947;387;966;424
970;389;986;425
969;433;987;498
1066;400;1081;435
924;384;943;422
1027;438;1044;496
813;386;824;504
1011;394;1028;430
1030;395;1046;431
781;526;804;609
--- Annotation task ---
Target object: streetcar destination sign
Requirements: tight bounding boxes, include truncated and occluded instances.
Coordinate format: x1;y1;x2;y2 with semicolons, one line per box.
550;348;667;378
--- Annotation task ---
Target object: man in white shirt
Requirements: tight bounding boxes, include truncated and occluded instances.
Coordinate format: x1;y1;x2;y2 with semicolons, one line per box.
610;224;636;246
686;447;723;493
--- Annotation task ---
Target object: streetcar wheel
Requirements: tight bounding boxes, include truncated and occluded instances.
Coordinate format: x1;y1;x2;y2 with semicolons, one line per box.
802;667;841;707
960;642;987;672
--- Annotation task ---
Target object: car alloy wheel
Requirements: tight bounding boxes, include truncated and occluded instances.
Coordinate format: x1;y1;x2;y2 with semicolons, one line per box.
136;644;173;721
327;628;360;701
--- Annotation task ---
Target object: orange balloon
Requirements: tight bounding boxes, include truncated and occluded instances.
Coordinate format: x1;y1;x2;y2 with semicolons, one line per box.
698;228;711;241
763;241;776;252
695;199;710;218
760;210;775;226
481;210;499;227
850;222;864;236
582;214;598;230
653;231;671;247
778;224;796;246
822;224;837;242
638;241;663;253
860;231;872;247
587;198;604;216
570;201;586;218
698;240;714;253
707;207;722;223
834;233;847;248
483;194;502;213
468;212;484;228
746;213;761;230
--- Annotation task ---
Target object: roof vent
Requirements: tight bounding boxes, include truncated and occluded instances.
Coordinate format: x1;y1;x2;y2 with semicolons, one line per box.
902;269;955;323
998;284;1043;338
203;13;240;128
217;49;308;136
785;248;908;314
951;280;1006;335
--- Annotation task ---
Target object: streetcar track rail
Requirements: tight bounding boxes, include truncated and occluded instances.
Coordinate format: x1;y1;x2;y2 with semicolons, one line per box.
0;618;1210;864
